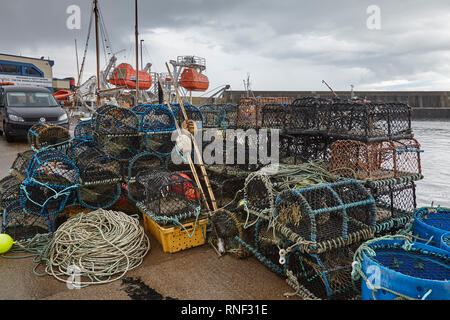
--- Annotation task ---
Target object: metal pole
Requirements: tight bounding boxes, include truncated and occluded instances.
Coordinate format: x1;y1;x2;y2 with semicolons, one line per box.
140;40;144;71
135;0;139;104
74;39;80;82
94;0;101;107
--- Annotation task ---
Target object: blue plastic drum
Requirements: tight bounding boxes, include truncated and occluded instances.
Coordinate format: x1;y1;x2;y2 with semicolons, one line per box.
360;239;450;300
414;207;450;248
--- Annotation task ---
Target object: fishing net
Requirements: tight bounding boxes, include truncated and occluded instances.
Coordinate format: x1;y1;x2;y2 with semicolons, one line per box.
286;243;362;300
74;120;93;140
135;169;202;226
330;138;423;181
1;200;51;241
279;133;336;165
273;180;376;254
326;101;412;141
27;123;71;151
10;150;35;182
127;152;166;203
366;176;418;235
19;149;79;221
132;104;176;132
0;175;21;212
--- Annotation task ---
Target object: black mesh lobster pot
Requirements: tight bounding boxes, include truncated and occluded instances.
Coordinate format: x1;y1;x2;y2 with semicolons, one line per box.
325;101;412;142
279;133;336;165
260;103;289;129
1;200;51;241
285;97;332;134
172;103;204;130
286;242;363;300
132;104;176;133
199;103;237;129
366;176;419;235
10;150;35;182
74;120;93;141
273;180;376;254
0;175;21;213
69;140;122;209
93;105;142;161
135;169;202;226
27;123;71;151
127;152;166;203
19;149;79;229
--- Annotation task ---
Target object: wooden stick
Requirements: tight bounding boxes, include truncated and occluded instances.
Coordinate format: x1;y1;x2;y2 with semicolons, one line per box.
156;74;210;212
165;62;218;211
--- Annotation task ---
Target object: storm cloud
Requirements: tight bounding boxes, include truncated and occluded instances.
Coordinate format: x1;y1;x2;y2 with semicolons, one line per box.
1;0;450;93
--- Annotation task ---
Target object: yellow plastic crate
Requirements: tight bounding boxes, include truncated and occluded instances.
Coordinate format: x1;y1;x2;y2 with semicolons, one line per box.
142;211;208;253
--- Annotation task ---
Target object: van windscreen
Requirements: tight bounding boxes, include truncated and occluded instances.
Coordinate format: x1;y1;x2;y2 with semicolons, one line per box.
6;92;58;107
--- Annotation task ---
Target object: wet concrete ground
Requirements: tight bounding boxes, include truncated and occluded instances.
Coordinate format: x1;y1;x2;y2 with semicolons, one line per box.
0;135;299;300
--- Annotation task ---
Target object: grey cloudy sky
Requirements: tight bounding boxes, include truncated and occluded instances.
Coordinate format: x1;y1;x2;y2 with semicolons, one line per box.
2;0;450;94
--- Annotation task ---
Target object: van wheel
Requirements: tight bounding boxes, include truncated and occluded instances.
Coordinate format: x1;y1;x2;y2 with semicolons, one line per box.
4;124;14;142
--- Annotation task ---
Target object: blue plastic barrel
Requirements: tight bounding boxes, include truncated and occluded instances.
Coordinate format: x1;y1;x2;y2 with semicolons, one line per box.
441;233;450;252
360;239;450;300
413;207;450;248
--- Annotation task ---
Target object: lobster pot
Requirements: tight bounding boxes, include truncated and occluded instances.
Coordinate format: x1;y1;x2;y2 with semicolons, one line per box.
285;97;332;133
142;131;175;157
136;169;201;225
0;175;21;212
78;183;121;210
10;150;35;182
94;132;142;161
413;207;450;248
236;98;258;129
90;104;118;129
20;149;79;220
93;105;140;135
210;209;251;259
330;138;423;181
287;243;362;300
359;239;450;300
127;152;166;203
132;104;176;133
2;200;51;241
367;177;418;235
172;104;203;130
27;123;71;151
274;180;376;254
325;101;412;142
280;133;335;165
223;103;238;129
199;104;226;128
74;120;93;140
260;103;288;129
201;169;245;208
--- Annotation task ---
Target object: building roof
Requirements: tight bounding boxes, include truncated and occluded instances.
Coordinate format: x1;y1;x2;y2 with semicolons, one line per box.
0;85;52;93
0;53;54;67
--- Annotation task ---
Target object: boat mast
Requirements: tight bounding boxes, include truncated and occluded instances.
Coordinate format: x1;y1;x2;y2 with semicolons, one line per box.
94;0;101;107
135;0;139;104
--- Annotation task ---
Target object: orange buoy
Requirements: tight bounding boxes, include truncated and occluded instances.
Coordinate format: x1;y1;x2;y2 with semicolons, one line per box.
168;173;200;201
